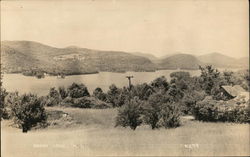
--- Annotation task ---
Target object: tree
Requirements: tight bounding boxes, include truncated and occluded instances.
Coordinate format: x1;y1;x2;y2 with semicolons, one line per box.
159;103;181;128
143;102;161;129
167;84;184;103
143;92;172;129
115;97;143;130
170;71;190;80
67;83;90;98
44;87;61;106
58;86;68;99
0;70;8;119
130;83;154;100
0;88;8;119
150;76;169;91
180;90;206;114
170;71;192;92
199;65;221;95
222;71;234;86
107;84;122;107
240;69;250;91
8;93;47;132
49;87;60;98
143;92;181;129
93;87;107;101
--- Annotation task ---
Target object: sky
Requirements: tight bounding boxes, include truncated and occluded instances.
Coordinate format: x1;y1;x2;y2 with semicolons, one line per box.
1;0;249;58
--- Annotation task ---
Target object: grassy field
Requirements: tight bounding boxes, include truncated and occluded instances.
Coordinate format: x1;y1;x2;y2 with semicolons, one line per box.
1;107;249;156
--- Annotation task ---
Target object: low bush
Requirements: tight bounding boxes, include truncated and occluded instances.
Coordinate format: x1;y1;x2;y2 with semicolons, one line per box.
193;97;250;123
90;98;112;109
43;96;61;106
180;90;206;115
93;87;107;102
60;97;74;106
69;96;111;109
72;97;93;108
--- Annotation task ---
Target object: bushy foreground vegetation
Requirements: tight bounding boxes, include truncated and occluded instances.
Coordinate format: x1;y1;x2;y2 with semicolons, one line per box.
193;96;250;123
1;66;249;132
3;93;47;132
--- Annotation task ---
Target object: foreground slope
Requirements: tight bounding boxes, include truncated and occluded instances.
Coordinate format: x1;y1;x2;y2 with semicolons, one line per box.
1;108;249;156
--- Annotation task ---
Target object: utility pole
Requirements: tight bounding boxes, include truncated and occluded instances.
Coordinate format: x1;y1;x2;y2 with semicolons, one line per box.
126;76;134;90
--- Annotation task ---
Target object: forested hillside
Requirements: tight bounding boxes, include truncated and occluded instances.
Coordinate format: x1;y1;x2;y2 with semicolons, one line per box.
1;41;248;76
1;41;157;75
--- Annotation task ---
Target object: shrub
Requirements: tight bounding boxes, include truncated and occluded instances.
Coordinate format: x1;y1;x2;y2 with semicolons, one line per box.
49;87;60;98
115;97;143;130
143;101;161;129
170;71;191;80
115;90;181;130
0;88;8;119
67;83;90;98
193;97;250;123
42;87;61;106
60;97;74;106
142;92;181;129
180;90;206;114
106;84;123;107
43;96;60;106
193;97;219;122
159;103;181;128
93;87;107;102
222;106;250;123
130;83;154;100
167;84;184;102
72;97;93;108
87;97;111;109
199;65;221;95
150;76;169;91
8;93;47;132
142;94;163;129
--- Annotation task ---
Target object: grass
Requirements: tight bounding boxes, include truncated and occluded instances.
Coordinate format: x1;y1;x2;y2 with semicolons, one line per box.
1;107;249;156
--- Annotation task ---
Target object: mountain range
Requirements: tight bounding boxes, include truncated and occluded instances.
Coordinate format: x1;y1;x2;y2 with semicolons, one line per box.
1;41;248;75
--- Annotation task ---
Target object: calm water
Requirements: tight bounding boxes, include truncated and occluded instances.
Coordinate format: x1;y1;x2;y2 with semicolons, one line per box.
2;70;201;96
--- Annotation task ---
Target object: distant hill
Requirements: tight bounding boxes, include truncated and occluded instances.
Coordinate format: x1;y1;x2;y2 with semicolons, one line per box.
132;52;158;62
1;41;157;75
1;41;248;75
198;52;249;68
159;52;182;60
158;54;203;70
236;56;249;68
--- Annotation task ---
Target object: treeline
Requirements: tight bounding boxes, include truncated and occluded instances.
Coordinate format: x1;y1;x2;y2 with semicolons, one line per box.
0;66;249;132
21;68;99;78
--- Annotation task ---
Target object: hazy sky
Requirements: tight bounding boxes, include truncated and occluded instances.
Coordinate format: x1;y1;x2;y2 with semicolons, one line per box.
1;0;249;58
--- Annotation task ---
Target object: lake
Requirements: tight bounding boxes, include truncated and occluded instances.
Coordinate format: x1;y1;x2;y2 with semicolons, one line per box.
2;70;201;96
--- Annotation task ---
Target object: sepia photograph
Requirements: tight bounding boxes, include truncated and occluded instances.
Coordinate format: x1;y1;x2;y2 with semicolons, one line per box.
1;0;249;156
